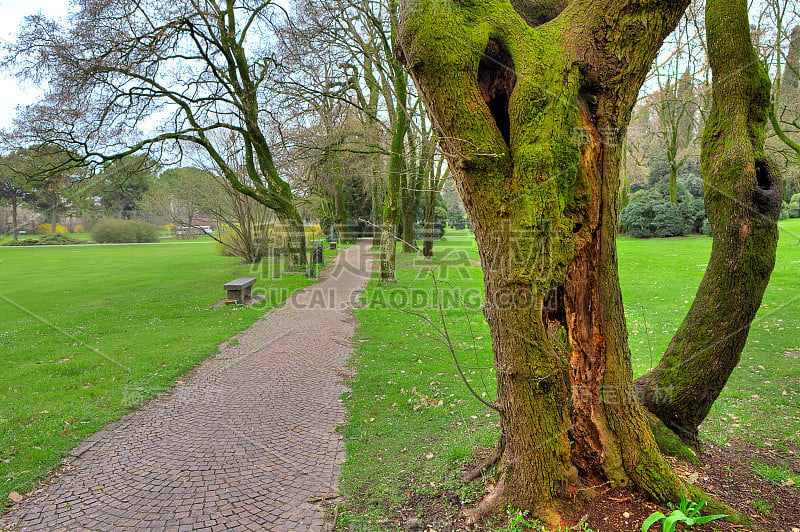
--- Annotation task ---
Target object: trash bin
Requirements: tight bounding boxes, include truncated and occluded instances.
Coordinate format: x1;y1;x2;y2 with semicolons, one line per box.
312;243;324;265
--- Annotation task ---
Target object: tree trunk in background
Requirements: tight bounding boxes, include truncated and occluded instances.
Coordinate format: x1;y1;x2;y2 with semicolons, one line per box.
379;1;409;283
635;0;782;443
401;161;421;252
11;195;19;241
51;199;57;233
669;161;678;203
421;151;445;259
399;0;745;524
334;179;347;243
372;172;384;248
380;106;405;281
401;136;426;253
278;205;308;273
422;188;438;257
361;48;384;250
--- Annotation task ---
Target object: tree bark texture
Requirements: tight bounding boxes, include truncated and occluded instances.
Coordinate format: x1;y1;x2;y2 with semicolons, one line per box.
51;199;58;233
379;1;410;283
401;167;421;252
420;132;442;258
635;0;782;443
372;171;384;248
379;95;406;281
12;195;19;242
398;0;702;523
335;178;348;244
422;188;438;258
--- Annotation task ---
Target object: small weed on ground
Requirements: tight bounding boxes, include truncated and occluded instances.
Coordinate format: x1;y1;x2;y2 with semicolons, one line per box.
751;461;800;488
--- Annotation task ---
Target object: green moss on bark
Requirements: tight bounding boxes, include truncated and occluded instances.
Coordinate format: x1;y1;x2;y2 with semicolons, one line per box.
636;0;782;441
399;0;701;522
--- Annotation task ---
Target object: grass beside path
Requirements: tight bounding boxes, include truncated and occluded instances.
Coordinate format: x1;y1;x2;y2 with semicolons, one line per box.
337;222;800;529
0;244;314;510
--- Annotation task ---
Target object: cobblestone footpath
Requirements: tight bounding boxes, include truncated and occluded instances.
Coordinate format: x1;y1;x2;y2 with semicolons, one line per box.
1;241;375;532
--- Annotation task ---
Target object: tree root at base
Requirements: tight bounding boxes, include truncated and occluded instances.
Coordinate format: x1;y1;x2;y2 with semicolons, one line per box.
462;473;507;524
461;434;505;482
461;469;563;529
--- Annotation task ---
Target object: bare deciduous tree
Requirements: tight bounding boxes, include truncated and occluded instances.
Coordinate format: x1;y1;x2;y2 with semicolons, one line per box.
3;0;308;269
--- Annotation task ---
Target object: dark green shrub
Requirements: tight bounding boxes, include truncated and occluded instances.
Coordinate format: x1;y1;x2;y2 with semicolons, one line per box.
620;200;686;238
687;199;706;233
629;187;664;204
2;234;82;246
701;218;713;236
2;239;39;246
652;201;685;237
449;210;467;230
620;201;655;238
789;193;800;218
92;219;160;243
677;160;703;197
39;233;82;245
624;181;702;235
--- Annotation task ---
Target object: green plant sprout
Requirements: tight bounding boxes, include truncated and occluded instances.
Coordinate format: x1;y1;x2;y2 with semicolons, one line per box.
642;492;727;532
503;507;595;531
507;508;539;531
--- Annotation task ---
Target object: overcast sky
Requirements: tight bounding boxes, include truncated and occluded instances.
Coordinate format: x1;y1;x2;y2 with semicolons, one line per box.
0;0;71;130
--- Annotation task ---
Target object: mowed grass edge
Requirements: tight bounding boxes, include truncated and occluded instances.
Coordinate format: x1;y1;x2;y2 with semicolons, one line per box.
0;242;315;510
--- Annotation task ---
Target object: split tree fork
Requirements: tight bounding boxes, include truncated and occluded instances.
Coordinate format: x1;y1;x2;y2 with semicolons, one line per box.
398;0;780;525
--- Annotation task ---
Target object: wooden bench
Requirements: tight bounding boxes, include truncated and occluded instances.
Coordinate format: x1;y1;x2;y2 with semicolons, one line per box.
223;277;257;304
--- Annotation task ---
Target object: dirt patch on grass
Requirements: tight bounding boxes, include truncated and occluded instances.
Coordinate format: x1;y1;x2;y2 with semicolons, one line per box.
359;440;800;531
693;440;800;531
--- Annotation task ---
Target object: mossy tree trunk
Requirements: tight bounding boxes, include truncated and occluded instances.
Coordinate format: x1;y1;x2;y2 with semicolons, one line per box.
270;198;307;272
635;0;782;443
669;158;678;204
398;0;714;524
379;1;409;283
379;79;408;281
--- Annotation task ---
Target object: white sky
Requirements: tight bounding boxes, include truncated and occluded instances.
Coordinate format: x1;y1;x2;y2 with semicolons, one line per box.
0;0;71;130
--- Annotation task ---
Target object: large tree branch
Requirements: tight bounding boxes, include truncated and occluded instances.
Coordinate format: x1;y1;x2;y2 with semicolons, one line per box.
635;0;782;442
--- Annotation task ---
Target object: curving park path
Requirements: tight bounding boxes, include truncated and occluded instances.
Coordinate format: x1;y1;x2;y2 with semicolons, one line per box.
1;241;374;531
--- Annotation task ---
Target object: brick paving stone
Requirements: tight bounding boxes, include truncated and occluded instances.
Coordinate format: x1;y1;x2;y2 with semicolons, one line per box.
0;242;374;531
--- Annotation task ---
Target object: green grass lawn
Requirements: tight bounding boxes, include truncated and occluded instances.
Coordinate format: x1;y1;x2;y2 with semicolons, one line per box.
620;220;800;447
338;221;800;529
0;243;313;510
